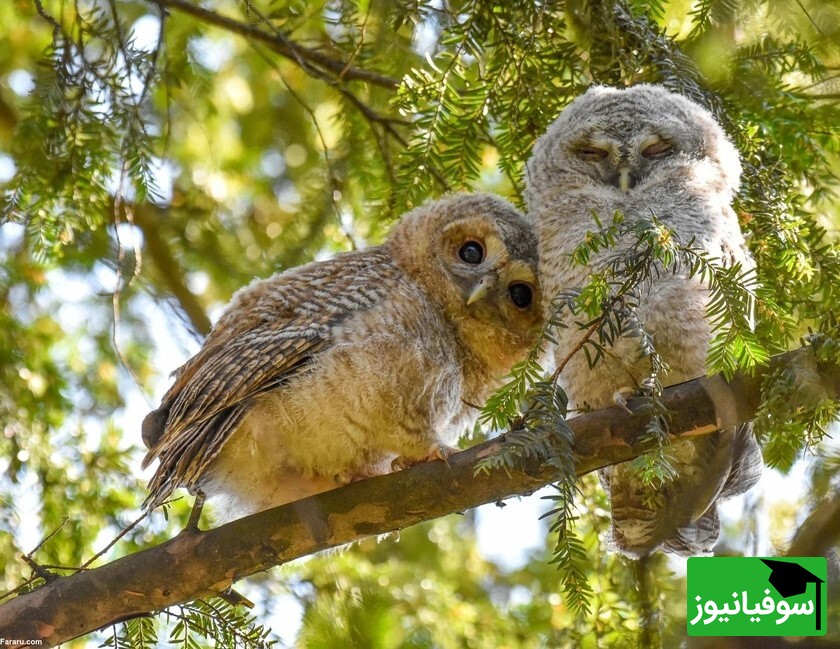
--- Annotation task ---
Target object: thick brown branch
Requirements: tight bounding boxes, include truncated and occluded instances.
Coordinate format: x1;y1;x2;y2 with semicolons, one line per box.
131;205;212;337
0;93;17;135
146;0;400;89
786;490;840;557
1;347;838;646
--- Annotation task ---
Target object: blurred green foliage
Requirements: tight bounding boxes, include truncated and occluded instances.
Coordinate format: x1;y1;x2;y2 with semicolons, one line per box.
0;0;839;646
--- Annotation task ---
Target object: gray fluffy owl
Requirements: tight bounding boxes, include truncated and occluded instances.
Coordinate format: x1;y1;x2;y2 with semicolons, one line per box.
142;193;541;521
526;84;763;556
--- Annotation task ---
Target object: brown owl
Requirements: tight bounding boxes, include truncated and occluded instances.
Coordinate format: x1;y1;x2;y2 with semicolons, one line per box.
526;84;763;556
142;193;541;521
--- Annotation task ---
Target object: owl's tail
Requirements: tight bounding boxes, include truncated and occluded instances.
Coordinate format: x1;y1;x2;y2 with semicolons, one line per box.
604;422;763;557
660;507;720;556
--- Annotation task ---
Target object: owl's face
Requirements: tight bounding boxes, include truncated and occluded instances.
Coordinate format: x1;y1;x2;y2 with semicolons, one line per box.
438;213;541;335
390;194;542;339
526;84;740;198
567;126;688;192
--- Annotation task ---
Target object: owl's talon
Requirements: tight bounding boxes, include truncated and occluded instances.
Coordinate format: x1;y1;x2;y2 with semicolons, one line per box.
391;444;458;471
613;383;658;414
432;444;458;467
390;456;411;471
334;471;369;485
613;387;636;414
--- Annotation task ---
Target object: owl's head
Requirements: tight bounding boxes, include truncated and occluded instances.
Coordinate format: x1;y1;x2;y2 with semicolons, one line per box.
526;84;741;202
388;193;542;341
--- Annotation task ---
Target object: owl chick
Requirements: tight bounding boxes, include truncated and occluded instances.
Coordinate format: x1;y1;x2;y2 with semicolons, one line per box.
526;84;763;557
142;193;541;521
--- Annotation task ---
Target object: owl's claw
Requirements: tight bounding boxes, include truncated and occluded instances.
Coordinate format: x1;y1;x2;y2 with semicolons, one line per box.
613;383;658;414
334;470;373;485
391;444;459;471
613;387;636;414
430;444;458;467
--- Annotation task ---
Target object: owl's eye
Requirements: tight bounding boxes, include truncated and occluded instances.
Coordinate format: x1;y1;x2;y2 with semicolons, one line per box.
508;283;534;308
575;146;609;162
458;241;485;265
642;141;673;159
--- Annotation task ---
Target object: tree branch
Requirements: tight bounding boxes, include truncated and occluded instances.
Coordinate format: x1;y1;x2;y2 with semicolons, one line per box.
786;489;840;557
1;347;838;647
145;0;400;89
131;204;213;337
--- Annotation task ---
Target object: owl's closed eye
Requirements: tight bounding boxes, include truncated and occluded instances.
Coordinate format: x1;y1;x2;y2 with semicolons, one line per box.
569;135;678;191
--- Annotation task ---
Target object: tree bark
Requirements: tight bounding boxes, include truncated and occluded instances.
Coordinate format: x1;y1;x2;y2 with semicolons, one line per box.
1;347;837;647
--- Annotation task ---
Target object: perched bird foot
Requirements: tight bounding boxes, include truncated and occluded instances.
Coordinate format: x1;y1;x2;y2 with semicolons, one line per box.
613;382;657;414
391;444;459;471
334;471;371;485
613;386;638;414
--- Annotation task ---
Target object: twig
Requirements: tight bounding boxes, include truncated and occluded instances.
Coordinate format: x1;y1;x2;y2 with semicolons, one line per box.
461;398;483;410
212;590;254;610
242;1;411;226
338;0;372;81
249;44;354;249
550;319;602;385
25;516;69;557
20;556;55;584
548;240;664;387
110;163;147;399
80;506;157;569
19;515;69;583
32;0;63;36
794;0;824;36
0;579;39;605
145;0;400;88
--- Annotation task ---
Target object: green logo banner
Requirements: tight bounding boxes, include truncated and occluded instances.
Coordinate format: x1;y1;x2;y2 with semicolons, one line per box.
687;557;827;636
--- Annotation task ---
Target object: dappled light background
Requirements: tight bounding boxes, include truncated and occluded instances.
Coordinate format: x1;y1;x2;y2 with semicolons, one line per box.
1;0;839;646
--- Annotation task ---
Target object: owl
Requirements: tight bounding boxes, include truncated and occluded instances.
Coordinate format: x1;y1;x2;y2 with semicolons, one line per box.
525;84;763;557
141;193;541;521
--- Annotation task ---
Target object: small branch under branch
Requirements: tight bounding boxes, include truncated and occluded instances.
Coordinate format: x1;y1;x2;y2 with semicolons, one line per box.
1;347;838;646
145;0;400;89
130;204;213;337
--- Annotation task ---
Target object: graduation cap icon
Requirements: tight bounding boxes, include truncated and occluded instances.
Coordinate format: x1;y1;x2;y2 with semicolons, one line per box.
761;559;824;631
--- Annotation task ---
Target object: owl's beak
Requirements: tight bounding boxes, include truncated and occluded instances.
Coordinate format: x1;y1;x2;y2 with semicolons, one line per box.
618;166;632;192
466;274;496;305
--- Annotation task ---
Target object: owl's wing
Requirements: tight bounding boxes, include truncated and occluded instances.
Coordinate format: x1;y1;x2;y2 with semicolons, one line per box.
142;247;396;507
